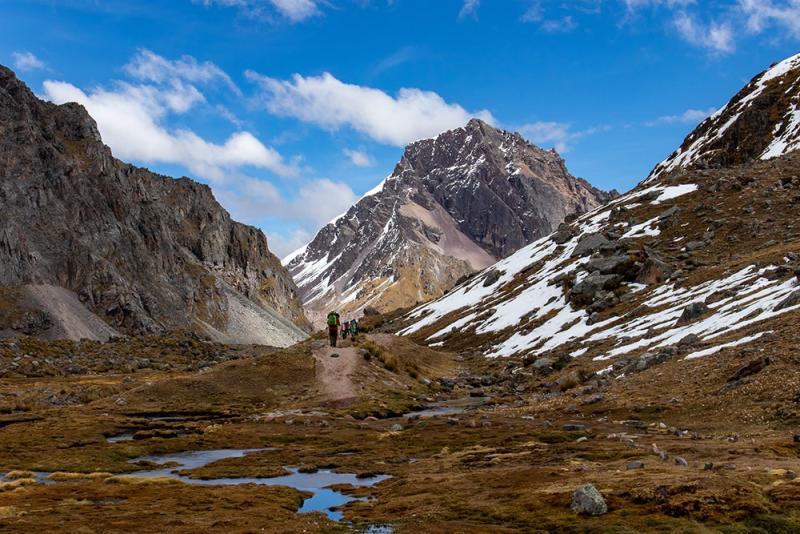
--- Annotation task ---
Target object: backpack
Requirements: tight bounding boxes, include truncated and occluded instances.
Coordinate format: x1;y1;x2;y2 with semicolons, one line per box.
327;312;338;326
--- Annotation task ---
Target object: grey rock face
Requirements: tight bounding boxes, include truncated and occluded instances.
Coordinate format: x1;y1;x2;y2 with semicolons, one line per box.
676;302;710;325
571;233;610;258
571;484;608;516
287;119;613;319
0;65;309;343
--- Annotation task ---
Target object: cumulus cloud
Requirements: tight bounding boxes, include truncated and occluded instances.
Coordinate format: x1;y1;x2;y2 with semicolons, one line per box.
343;148;374;167
216;176;359;256
645;107;717;126
124;48;241;95
673;11;735;53
247;70;495;146
197;0;320;23
12;51;45;71
739;0;800;37
42;50;296;181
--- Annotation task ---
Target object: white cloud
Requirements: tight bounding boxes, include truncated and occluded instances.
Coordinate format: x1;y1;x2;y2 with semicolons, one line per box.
124;48;241;95
198;0;320;22
739;0;800;37
12;51;45;71
270;0;319;22
247;70;495;146
645;107;717;126
42;57;295;181
267;229;313;259
343;148;374;167
459;0;480;19
216;176;358;256
673;11;735;53
517;121;607;153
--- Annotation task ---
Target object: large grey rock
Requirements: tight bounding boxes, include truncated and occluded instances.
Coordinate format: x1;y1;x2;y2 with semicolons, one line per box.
571;233;610;258
571;484;608;516
0;65;309;344
676;302;710;325
776;289;800;310
584;255;635;276
568;274;621;306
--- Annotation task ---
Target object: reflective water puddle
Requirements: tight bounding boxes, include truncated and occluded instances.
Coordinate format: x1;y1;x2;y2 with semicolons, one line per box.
128;449;390;521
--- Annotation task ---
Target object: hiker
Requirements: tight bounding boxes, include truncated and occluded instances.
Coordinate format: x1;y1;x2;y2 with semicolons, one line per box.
349;318;359;337
341;320;349;340
327;311;340;347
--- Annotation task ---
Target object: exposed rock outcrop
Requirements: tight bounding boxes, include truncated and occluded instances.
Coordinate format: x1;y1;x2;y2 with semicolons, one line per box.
287;119;614;321
0;65;309;345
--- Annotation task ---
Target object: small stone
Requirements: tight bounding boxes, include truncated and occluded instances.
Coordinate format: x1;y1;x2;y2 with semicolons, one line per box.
570;484;608;516
794;434;800;443
389;424;404;432
625;461;645;470
575;436;589;443
675;457;688;467
563;424;587;432
703;462;714;470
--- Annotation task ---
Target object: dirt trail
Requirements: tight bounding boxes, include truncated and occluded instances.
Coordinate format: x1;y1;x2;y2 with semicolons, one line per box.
312;345;359;403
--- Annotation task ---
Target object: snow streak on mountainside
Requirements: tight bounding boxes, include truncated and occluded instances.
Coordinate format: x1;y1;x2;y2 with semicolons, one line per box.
286;119;613;322
650;52;800;180
399;53;800;376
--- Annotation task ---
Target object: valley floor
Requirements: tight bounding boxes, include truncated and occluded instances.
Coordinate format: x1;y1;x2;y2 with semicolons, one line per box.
0;326;799;533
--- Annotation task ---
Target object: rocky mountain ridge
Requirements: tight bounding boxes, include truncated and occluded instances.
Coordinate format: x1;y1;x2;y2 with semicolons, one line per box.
398;53;800;377
286;119;613;322
0;65;309;345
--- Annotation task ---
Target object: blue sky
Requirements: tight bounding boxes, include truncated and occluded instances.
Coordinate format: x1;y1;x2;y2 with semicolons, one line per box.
2;0;799;256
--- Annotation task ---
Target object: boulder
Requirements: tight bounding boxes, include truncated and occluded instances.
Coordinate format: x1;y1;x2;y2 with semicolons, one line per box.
482;269;502;287
552;224;578;245
568;274;621;306
584;255;636;276
776;289;800;311
571;484;608;516
727;357;770;382
636;258;675;285
532;357;555;370
571;233;610;258
685;240;706;251
676;302;710;326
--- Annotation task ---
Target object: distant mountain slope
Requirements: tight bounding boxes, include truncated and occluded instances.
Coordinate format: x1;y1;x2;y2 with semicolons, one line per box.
398;53;800;372
286;119;613;322
0;65;310;345
650;52;800;179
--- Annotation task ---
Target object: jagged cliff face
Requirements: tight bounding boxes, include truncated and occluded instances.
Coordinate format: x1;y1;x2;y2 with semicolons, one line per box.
286;119;613;322
0;65;309;345
398;53;800;372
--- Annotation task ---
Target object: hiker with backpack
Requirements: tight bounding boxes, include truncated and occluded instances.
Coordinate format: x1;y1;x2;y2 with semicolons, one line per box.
327;311;340;347
349;318;359;337
341;320;350;340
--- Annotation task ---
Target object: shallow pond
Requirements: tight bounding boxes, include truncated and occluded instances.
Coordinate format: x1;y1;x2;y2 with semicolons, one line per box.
404;397;488;418
128;449;390;521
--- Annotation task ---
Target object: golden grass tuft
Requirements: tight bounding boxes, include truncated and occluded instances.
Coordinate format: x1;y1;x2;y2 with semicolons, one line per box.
104;475;183;485
4;470;36;480
0;506;18;519
0;478;37;491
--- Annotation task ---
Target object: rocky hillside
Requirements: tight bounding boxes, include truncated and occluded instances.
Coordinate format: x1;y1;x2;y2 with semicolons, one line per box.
398;53;800;376
0;65;309;346
286;119;613;322
650;53;800;178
